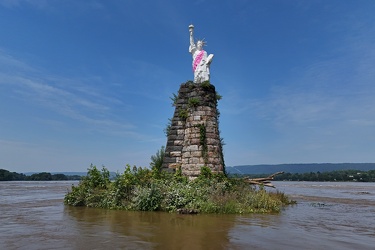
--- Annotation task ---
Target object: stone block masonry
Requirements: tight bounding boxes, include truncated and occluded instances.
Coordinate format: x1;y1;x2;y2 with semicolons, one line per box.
162;81;225;177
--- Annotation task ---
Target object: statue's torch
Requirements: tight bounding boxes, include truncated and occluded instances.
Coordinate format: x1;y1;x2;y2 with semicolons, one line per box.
189;24;194;33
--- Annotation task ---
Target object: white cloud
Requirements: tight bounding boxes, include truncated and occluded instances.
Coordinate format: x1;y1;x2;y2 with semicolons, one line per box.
0;50;140;138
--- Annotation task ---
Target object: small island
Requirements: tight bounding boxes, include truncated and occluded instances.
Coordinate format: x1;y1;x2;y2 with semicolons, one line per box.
64;163;293;214
64;26;294;214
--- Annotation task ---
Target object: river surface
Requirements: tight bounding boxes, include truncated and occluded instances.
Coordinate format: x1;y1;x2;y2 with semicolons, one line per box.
0;181;374;250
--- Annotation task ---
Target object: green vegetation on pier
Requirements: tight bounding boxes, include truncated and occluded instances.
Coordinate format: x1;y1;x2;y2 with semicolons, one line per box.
64;164;293;214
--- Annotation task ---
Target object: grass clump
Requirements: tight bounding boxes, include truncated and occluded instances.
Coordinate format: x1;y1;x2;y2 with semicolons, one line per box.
178;109;189;120
188;97;200;108
64;165;294;214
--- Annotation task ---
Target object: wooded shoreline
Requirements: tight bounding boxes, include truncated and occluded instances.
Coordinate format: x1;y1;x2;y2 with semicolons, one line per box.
0;169;81;181
233;169;375;182
2;168;375;182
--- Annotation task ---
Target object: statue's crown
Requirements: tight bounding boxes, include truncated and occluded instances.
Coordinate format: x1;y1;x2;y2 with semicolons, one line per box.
197;38;207;46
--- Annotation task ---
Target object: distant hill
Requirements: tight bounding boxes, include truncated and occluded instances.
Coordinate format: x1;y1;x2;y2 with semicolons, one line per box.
52;172;89;176
20;164;375;176
23;172;88;176
23;171;119;178
226;163;375;175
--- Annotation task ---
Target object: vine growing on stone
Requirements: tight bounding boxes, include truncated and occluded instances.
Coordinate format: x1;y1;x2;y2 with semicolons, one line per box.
195;123;208;164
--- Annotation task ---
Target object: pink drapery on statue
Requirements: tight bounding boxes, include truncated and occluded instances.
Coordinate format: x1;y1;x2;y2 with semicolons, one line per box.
193;50;205;72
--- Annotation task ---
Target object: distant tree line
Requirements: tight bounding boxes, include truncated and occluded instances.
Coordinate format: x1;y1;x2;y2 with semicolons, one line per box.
3;168;375;182
0;169;82;181
237;169;375;182
274;170;375;182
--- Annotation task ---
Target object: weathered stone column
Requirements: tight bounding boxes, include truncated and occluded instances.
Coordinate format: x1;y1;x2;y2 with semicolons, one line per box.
162;81;224;177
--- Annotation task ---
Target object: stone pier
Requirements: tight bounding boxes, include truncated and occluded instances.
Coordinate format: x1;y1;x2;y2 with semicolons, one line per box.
162;81;224;177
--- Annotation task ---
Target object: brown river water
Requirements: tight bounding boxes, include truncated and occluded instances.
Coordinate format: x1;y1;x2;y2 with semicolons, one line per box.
0;181;374;250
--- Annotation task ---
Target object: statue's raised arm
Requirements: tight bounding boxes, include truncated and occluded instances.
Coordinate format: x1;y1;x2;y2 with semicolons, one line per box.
189;24;195;50
188;24;214;83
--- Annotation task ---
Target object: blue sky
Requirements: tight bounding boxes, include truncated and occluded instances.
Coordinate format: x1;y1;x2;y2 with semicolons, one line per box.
1;0;374;173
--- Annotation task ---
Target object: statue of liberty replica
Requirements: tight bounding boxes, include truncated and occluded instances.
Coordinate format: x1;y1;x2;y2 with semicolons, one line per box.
162;25;224;178
189;24;214;83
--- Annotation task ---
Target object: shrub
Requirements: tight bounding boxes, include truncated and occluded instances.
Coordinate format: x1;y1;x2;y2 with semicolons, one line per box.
163;182;195;211
150;146;165;173
64;184;86;206
132;183;163;211
84;164;110;189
